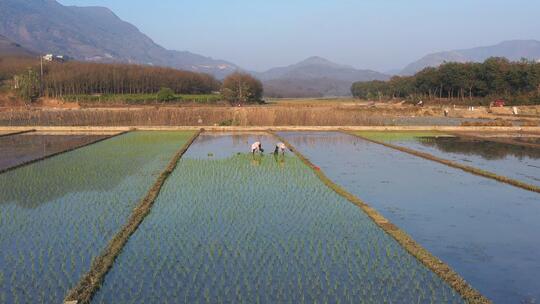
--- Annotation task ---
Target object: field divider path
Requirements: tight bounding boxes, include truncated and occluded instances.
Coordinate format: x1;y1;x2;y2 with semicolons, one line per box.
344;131;540;194
270;131;490;304
0;130;131;175
449;131;540;149
0;128;36;138
63;129;202;304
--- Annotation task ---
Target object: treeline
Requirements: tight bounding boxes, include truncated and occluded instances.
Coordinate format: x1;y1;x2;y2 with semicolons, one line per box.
42;62;220;97
1;57;221;100
352;58;540;103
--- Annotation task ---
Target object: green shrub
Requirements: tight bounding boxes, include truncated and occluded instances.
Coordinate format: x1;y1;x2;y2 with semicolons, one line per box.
157;88;178;102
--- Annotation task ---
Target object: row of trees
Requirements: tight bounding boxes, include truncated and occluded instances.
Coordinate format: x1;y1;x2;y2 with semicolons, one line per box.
352;58;540;103
1;57;265;104
42;62;220;97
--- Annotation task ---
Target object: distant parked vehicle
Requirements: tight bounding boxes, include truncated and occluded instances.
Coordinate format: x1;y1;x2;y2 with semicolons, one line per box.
492;99;506;107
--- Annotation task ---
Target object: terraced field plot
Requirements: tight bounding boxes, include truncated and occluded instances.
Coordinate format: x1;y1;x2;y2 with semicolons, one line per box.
356;131;540;187
0;131;194;303
0;132;113;172
93;133;463;303
280;131;540;303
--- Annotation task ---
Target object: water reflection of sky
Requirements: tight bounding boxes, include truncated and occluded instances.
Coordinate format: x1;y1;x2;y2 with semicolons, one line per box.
281;131;540;304
184;132;277;159
397;136;540;186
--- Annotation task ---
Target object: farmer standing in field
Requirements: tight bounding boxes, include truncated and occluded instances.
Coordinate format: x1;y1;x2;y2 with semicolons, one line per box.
251;141;264;154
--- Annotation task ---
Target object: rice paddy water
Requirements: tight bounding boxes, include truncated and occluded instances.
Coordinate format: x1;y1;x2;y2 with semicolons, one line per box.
0;132;112;172
279;131;540;303
357;131;540;187
92;133;463;303
0;131;194;303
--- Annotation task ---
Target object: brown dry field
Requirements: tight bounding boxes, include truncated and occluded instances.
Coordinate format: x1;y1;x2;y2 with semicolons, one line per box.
0;98;538;127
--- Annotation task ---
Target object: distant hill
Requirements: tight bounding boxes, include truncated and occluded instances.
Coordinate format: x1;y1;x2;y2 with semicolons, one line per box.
401;40;540;75
258;57;389;97
0;0;238;78
0;34;37;57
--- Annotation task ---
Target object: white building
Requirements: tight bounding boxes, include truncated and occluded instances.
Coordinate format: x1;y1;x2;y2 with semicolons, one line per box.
42;54;65;62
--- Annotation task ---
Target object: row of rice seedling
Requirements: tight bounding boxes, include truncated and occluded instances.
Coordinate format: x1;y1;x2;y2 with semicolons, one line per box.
64;130;201;304
272;131;488;303
92;134;464;303
349;131;540;193
279;131;540;304
0;131;195;303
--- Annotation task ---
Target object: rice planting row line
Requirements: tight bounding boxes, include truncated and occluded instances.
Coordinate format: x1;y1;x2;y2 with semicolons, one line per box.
269;131;490;304
0;129;36;138
63;130;202;304
0;131;130;175
449;132;540;149
345;131;540;194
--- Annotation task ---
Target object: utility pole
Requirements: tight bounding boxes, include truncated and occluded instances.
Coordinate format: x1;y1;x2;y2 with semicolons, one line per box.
40;55;44;96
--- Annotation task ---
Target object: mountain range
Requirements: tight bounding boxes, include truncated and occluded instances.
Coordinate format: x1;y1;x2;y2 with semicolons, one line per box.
0;34;37;57
400;40;540;75
0;0;239;78
1;0;540;97
256;57;389;97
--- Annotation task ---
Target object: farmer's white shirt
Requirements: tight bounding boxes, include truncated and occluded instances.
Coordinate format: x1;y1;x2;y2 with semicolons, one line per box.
251;142;261;152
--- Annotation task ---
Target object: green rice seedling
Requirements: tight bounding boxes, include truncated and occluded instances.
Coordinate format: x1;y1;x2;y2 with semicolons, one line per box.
0;131;195;303
92;134;467;303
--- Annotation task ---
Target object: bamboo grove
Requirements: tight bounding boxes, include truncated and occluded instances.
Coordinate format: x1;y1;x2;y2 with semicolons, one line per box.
351;57;540;104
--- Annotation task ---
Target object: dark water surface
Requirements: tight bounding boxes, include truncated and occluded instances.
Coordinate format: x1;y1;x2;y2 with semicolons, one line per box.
280;131;540;304
93;133;463;303
0;133;110;171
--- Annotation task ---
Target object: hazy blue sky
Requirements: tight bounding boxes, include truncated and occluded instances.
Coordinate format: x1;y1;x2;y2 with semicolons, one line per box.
59;0;540;72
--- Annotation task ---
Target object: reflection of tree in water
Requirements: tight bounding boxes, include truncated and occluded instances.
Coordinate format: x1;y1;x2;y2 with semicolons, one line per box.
0;132;186;209
418;137;540;160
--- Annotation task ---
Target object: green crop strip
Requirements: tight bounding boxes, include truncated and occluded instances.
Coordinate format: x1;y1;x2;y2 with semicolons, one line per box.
0;129;36;138
63;130;201;304
347;131;540;194
0;131;130;175
270;131;490;304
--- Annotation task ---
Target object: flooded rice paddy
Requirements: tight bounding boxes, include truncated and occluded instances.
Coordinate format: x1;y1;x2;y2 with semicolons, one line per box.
358;131;540;187
93;133;462;303
0;130;539;303
0;132;111;172
280;131;540;303
0;131;194;303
